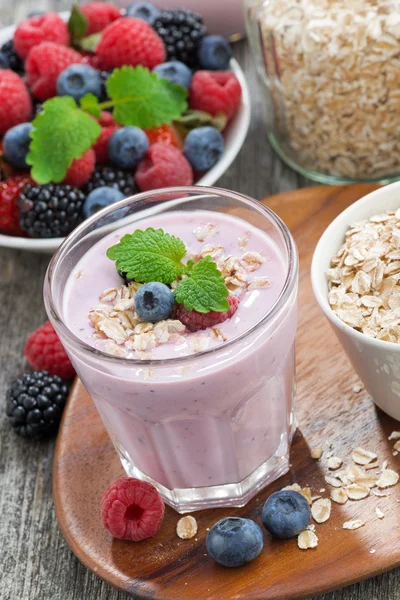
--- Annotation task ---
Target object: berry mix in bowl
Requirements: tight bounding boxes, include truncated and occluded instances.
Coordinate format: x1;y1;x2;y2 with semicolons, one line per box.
0;2;250;252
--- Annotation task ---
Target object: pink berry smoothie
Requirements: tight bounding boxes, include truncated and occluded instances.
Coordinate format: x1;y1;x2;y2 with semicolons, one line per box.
61;209;297;510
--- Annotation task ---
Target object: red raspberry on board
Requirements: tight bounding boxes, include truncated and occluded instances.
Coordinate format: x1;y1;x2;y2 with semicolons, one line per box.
13;12;69;60
64;148;96;188
0;70;32;135
190;71;242;121
101;477;165;541
177;296;240;332
145;124;182;149
25;320;75;380
96;18;166;70
80;2;121;35
25;42;83;101
93;126;118;163
0;174;33;236
135;143;193;191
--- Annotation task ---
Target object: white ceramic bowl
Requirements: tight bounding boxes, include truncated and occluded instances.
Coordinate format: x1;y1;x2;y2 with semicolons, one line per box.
311;182;400;422
0;14;251;253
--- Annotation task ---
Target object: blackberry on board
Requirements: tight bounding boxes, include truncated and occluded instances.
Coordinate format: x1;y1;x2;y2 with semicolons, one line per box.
153;9;207;67
6;371;69;439
0;40;24;74
19;183;86;238
85;166;137;197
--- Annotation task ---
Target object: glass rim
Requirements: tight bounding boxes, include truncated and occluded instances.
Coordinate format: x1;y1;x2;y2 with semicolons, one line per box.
44;185;298;367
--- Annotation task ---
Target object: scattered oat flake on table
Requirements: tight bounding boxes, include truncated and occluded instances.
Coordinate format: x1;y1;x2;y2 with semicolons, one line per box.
311;447;323;459
311;498;332;523
370;549;376;554
327;456;343;470
372;490;390;498
352;448;378;465
376;469;399;489
376;507;385;520
346;483;370;500
352;384;363;393
393;440;400;451
389;432;400;440
176;516;198;539
343;520;365;530
298;529;318;550
331;488;348;505
325;475;342;488
382;460;388;471
364;463;379;471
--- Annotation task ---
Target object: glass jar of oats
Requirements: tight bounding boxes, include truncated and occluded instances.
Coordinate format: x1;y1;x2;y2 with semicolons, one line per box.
245;0;400;183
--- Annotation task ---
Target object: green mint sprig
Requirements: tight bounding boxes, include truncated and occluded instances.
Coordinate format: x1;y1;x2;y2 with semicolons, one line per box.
27;66;188;184
106;228;230;313
68;4;88;46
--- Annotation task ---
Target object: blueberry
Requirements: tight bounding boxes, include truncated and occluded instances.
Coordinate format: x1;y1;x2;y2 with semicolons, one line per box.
134;282;175;323
3;122;33;170
198;35;232;70
83;187;125;219
126;1;160;24
206;517;263;568
153;61;192;90
57;64;102;103
0;51;10;69
184;126;224;171
261;490;311;539
108;127;149;170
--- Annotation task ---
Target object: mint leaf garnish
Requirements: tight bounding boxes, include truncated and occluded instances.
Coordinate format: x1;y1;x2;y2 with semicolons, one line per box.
175;110;227;132
80;93;101;119
106;66;188;129
68;4;88;45
174;256;230;313
78;32;102;52
106;228;187;284
27;97;101;184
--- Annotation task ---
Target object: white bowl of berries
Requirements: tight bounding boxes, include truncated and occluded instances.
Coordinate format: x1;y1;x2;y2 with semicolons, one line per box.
0;4;250;253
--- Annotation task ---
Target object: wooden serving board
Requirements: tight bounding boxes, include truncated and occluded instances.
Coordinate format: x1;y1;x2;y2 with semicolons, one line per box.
54;184;400;600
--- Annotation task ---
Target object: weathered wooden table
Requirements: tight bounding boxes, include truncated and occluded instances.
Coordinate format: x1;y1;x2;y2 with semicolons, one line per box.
0;2;398;599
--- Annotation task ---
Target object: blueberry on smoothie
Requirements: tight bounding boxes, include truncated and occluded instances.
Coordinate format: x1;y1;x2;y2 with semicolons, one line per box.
134;282;175;323
206;517;264;568
125;1;160;25
198;35;232;70
184;126;224;171
108;127;149;170
3;122;33;169
57;64;102;102
262;490;311;538
153;61;192;90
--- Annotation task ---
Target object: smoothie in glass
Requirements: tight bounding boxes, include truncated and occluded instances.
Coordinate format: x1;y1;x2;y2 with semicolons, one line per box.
45;188;298;512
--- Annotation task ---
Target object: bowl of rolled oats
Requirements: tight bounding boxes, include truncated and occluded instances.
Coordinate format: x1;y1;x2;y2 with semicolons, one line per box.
311;181;400;421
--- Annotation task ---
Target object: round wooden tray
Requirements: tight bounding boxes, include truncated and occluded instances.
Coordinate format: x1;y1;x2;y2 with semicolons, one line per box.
53;184;400;600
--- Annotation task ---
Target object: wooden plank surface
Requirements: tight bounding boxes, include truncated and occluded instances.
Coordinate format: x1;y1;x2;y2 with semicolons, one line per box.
0;2;399;600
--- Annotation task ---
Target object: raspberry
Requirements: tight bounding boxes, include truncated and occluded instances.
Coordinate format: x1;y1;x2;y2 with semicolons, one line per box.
0;70;32;135
101;477;165;541
135;143;193;191
64;149;96;188
80;2;121;35
93;126;118;163
177;295;240;332
25;320;75;380
190;71;242;121
96;18;166;70
26;42;83;101
0;174;33;235
13;13;69;60
98;111;117;127
145;124;182;149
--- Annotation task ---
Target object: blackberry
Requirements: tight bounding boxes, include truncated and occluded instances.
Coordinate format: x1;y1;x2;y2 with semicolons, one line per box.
85;166;137;197
0;40;24;74
153;9;207;67
6;371;69;439
19;183;86;238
